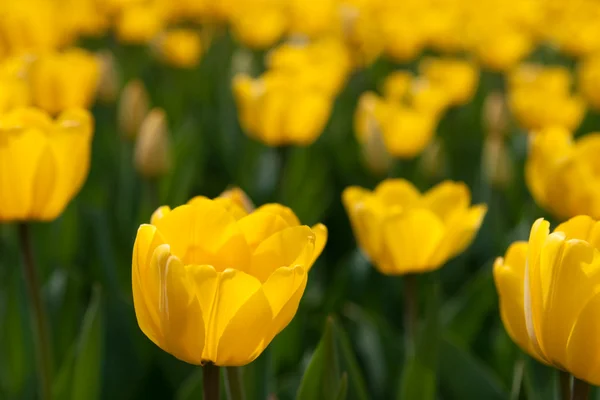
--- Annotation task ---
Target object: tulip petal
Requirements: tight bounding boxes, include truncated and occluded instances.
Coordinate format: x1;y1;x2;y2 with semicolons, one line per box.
158;254;205;365
342;187;384;263
132;224;164;346
258;265;308;355
421;181;470;222
199;268;262;363
216;286;272;366
383;209;445;273
153;200;251;271
539;239;596;368
309;223;328;268
255;204;301;227
429;205;487;266
249;225;315;282
566;292;600;386
555;215;600;249
373;179;420;209
237;211;290;251
151;206;171;225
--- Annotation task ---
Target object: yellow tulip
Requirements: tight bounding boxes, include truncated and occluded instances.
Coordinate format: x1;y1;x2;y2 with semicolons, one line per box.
526;127;600;220
232;72;333;146
287;0;338;38
381;71;412;103
155;29;203;69
342;179;487;275
229;0;286;49
0;107;93;221
0;56;32;114
578;53;600;111
116;4;165;44
494;216;600;385
29;48;100;115
419;58;479;106
132;195;327;366
470;29;533;72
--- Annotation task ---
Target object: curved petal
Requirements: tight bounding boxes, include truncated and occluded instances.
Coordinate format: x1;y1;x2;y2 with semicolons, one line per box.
309;223;328;268
132;224;164;347
373;179;421;209
382;209;446;274
566;292;600;385
158;254;205;365
195;268;262;363
493;242;545;362
256;265;308;357
153;200;251;272
237;211;290;251
342;187;384;263
429;205;487;266
151;206;172;225
555;215;600;249
255;203;301;227
421;181;470;222
249;225;315;282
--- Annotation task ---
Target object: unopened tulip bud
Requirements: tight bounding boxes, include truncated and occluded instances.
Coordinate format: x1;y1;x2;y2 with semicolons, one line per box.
96;51;120;103
134;108;171;178
483;92;507;138
119;79;150;139
418;139;445;180
483;137;513;188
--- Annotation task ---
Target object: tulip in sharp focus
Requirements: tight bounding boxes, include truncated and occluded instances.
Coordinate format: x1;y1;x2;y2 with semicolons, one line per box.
29;48;100;115
342;179;487;275
0;107;94;221
526;127;600;220
494;216;600;385
132;193;327;366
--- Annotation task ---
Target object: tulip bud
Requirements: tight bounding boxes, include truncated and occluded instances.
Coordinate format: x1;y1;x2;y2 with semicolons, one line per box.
482;136;513;188
134;108;171;178
118;79;150;139
418;139;445;180
483;92;507;138
95;51;120;103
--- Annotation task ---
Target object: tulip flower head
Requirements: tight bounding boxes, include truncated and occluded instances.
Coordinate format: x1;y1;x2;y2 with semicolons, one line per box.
155;29;203;69
342;179;487;275
132;192;327;366
526;127;600;220
495;216;600;385
0;107;94;221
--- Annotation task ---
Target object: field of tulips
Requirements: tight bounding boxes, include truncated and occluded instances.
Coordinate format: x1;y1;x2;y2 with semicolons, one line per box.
4;0;600;399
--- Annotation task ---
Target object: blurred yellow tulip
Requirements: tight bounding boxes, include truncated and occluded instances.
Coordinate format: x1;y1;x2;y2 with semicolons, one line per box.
578;53;600;111
342;179;487;275
526;127;600;220
132;194;327;366
155;29;202;69
116;4;165;44
419;57;479;106
229;0;286;49
0;107;93;221
29;48;100;115
494;216;600;385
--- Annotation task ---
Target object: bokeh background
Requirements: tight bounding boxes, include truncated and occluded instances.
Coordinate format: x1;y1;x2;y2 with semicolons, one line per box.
2;0;600;399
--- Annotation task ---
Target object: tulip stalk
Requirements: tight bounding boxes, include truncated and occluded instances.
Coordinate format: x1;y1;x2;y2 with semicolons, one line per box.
571;378;590;400
559;371;571;400
225;367;246;400
403;274;418;354
203;363;220;400
18;223;53;400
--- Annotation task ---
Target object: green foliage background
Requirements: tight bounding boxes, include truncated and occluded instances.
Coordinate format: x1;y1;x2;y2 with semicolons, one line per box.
2;30;600;400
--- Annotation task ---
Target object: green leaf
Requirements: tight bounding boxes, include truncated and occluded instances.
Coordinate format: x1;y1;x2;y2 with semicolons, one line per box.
441;265;497;347
334;320;370;400
398;280;440;400
71;285;104;400
335;373;348;400
438;335;508;400
296;317;341;400
176;368;203;400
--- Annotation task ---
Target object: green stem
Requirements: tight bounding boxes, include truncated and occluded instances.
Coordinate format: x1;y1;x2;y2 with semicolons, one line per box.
18;223;53;400
403;274;418;355
559;371;571;400
509;359;525;400
571;377;590;400
203;363;220;400
225;367;245;400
